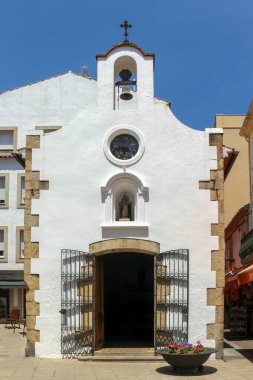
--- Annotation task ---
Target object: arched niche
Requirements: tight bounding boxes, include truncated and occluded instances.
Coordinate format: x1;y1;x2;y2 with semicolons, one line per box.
101;173;148;224
114;181;135;221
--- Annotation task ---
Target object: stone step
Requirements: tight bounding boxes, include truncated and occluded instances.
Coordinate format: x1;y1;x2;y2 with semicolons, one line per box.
94;348;155;356
78;355;165;362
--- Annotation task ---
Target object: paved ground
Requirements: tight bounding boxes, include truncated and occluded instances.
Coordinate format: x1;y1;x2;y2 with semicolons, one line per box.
0;325;253;380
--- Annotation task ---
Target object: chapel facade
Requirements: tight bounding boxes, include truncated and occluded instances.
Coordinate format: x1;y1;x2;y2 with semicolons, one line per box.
0;33;224;359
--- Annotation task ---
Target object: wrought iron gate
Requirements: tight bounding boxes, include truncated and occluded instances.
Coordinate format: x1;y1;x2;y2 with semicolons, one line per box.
61;249;94;357
155;249;189;350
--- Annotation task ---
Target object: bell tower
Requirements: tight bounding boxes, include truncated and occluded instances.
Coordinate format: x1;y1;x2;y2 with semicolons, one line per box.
96;21;155;110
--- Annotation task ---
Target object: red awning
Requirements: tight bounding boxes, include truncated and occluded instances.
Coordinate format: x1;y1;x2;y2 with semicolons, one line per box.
237;264;253;285
225;275;240;301
225;275;239;286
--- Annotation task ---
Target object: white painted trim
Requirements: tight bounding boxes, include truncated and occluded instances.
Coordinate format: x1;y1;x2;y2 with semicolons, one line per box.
103;124;145;167
0;173;9;209
101;172;148;194
35;126;62;134
0;226;8;263
17;173;25;208
101;172;149;224
0;127;18;152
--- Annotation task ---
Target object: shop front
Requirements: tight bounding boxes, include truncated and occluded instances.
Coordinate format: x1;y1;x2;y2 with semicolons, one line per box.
225;264;253;338
0;271;26;320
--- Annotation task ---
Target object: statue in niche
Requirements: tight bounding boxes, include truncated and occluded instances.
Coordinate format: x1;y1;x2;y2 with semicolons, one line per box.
119;194;131;221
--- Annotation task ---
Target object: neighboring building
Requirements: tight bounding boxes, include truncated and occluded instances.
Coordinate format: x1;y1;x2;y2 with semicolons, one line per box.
223;101;253;338
0;133;25;319
215;115;250;228
225;204;249;273
215;114;252;337
240;100;253;265
0;36;224;358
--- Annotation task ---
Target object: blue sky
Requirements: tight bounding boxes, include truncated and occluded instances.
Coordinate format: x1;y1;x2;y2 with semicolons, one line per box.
0;0;252;130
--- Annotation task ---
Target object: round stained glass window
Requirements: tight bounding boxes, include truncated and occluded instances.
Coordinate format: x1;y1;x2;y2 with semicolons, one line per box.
110;134;139;160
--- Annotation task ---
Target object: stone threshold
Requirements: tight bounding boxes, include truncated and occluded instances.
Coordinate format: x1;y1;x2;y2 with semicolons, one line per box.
78;355;165;362
78;347;165;361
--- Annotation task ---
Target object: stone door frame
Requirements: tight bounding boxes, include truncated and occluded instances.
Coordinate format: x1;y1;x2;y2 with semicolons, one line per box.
89;238;160;257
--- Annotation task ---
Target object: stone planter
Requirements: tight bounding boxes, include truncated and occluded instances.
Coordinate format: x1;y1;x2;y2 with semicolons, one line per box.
159;348;217;371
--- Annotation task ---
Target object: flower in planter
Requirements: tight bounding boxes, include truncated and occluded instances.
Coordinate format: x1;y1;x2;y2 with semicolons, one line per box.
165;341;207;354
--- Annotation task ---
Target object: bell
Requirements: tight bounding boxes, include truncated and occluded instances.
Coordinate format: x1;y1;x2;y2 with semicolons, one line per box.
120;87;133;101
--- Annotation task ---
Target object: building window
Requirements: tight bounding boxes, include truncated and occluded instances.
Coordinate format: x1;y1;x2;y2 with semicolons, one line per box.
0;227;8;263
0;174;9;209
0;127;17;152
17;173;25;208
110;134;139;160
16;227;24;262
103;125;145;167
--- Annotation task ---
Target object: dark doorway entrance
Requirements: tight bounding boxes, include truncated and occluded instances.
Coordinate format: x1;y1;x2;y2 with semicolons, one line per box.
102;252;154;348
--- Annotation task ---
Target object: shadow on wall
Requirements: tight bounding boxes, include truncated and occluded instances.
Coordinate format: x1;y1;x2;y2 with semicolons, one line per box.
102;228;149;239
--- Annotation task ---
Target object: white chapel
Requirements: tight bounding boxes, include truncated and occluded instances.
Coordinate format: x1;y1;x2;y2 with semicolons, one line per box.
0;24;224;359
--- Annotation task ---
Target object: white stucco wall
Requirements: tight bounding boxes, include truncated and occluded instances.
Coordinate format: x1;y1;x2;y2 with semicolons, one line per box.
0;73;96;149
1;45;221;358
0;73;96;277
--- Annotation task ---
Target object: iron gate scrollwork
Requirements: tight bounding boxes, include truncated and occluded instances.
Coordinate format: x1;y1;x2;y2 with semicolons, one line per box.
155;249;189;351
61;249;94;357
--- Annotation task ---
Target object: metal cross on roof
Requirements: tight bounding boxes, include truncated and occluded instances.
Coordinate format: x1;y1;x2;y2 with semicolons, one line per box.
120;20;132;42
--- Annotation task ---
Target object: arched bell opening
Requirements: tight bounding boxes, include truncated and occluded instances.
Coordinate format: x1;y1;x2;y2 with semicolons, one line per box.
114;56;137;110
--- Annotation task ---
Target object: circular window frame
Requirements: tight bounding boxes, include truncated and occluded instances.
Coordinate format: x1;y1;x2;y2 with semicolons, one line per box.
104;125;145;167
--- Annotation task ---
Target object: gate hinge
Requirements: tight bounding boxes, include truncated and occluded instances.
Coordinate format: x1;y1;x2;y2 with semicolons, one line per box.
59;309;66;314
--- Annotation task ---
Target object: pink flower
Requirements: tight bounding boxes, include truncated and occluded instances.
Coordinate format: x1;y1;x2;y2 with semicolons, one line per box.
165;340;206;354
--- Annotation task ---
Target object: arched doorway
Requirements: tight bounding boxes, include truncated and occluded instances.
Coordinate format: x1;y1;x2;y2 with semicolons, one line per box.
90;238;159;350
60;241;189;356
96;252;154;349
